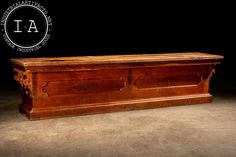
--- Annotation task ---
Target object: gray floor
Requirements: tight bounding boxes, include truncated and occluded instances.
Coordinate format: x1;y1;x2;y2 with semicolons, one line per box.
0;84;236;157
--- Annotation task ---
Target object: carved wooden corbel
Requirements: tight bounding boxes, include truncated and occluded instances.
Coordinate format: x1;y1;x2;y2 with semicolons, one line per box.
206;66;216;82
13;68;32;94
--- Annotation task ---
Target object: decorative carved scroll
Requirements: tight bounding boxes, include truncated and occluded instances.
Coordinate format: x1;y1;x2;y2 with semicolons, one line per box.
13;68;32;95
207;66;216;82
133;65;212;89
157;77;179;86
134;76;179;89
42;78;125;96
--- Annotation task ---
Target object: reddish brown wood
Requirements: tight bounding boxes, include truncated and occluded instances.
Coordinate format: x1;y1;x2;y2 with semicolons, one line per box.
10;52;223;120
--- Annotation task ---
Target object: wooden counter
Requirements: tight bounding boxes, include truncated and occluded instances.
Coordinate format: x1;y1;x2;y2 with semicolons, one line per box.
10;52;223;120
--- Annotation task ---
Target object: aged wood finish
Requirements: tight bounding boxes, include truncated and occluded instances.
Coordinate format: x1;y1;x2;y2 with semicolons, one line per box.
10;52;223;120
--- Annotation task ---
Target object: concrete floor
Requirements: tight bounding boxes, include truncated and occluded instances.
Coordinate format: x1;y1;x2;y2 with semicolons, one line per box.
0;83;236;157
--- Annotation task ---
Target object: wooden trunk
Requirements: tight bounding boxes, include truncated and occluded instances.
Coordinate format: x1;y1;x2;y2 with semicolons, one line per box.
10;52;223;120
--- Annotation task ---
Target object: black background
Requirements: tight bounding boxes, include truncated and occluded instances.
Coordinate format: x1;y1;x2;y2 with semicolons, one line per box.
0;1;235;89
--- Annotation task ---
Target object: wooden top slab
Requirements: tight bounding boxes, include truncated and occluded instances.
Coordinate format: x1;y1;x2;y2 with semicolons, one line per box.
11;52;223;67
